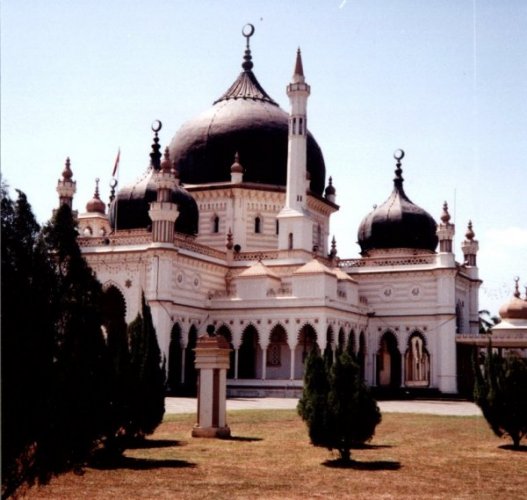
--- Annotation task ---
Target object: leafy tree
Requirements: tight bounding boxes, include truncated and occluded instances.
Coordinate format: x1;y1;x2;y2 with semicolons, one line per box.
478;309;501;333
125;293;166;440
298;350;381;462
474;348;527;449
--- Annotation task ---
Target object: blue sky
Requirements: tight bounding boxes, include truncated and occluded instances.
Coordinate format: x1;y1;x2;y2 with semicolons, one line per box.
2;0;526;314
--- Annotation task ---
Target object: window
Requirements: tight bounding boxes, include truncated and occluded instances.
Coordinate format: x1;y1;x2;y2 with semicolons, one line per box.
275;219;279;235
213;215;219;233
288;233;293;250
254;216;261;234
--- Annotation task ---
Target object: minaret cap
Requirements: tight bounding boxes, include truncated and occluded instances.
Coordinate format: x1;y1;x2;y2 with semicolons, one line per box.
293;48;305;83
62;157;73;180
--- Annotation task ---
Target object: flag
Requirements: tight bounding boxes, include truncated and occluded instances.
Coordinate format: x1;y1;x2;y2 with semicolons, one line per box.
112;148;121;178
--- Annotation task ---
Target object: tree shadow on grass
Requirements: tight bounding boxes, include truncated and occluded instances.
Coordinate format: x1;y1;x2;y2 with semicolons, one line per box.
498;444;527;452
323;459;401;471
350;443;393;450
90;455;196;471
126;439;185;449
220;436;263;442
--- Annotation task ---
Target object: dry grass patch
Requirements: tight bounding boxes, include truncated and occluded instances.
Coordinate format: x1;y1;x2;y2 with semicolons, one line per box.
22;411;526;499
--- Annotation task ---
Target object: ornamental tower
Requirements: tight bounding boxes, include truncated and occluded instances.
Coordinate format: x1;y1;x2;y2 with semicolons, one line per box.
56;157;76;208
278;49;314;253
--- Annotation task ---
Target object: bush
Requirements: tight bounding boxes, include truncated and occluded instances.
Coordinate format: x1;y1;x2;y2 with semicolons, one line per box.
298;350;381;461
474;350;527;449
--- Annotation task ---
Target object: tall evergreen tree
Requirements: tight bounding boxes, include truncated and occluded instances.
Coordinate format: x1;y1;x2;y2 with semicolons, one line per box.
40;203;111;470
298;349;381;462
1;187;56;495
474;348;527;449
125;293;166;440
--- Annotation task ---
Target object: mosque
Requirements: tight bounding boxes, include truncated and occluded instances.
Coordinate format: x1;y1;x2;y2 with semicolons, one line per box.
55;25;486;397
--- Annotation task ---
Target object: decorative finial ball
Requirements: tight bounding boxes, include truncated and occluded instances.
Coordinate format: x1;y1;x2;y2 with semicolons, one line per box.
393;149;405;161
242;23;255;38
151;120;162;133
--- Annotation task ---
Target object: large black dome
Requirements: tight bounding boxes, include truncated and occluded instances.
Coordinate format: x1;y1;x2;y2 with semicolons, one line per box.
109;166;198;235
168;37;326;195
357;152;438;254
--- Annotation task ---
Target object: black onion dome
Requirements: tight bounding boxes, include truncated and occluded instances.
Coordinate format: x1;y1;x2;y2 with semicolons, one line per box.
168;34;326;195
109;167;198;235
357;151;438;254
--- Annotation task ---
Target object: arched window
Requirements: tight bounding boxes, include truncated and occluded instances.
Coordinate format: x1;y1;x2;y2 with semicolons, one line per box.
213;215;219;233
288;233;293;250
404;332;430;387
254;216;261;234
376;331;401;389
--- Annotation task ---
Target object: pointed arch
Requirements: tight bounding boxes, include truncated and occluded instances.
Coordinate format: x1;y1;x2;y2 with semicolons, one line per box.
294;323;318;379
266;323;289;379
239;324;260;379
216;324;235;379
337;327;346;353
168;323;183;394
324;326;335;366
348;329;356;355
358;331;366;380
183;325;198;396
376;330;401;389
404;331;430;387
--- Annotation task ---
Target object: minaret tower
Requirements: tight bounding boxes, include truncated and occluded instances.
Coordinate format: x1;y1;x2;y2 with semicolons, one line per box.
277;49;313;254
56;157;76;208
461;221;479;268
148;121;179;243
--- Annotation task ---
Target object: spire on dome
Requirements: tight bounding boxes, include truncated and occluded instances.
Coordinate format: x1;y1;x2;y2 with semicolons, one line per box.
513;276;521;298
214;24;278;105
86;178;106;214
230;152;243;173
393;149;405;190
161;147;172;173
150;120;162;171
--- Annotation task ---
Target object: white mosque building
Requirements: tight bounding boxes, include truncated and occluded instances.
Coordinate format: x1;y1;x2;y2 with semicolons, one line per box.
56;26;483;397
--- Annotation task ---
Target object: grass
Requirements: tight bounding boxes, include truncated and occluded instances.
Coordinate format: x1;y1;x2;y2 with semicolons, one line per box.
22;410;526;499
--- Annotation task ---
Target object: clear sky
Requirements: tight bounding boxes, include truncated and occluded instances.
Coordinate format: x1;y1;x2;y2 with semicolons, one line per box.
2;0;526;315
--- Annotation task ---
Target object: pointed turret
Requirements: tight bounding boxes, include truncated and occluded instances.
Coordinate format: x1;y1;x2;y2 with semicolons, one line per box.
277;48;313;254
230;152;244;184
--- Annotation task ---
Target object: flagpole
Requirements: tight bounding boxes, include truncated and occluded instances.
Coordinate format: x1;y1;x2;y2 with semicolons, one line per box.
109;148;120;234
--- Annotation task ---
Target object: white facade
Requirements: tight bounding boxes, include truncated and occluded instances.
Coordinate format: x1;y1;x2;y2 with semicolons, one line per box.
63;31;482;397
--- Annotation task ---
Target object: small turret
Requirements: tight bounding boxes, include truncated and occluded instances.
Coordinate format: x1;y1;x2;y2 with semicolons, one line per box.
324;176;336;203
230;152;244;184
56;157;76;208
437;201;455;253
461;220;479;267
86;178;106;214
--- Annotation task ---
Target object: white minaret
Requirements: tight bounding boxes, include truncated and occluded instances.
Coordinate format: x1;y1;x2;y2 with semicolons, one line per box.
277;49;313;253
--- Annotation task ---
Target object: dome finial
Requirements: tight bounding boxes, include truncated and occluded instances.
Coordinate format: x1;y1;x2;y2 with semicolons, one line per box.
440;201;451;224
393;149;405;187
150;120;162;170
465;220;475;241
62;157;73;180
513;276;521;298
242;23;255;71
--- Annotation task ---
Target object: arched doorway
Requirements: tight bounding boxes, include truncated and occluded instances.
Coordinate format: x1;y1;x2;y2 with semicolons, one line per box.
167;323;182;394
101;285;127;361
183;325;198;396
404;332;430;387
376;331;401;388
348;330;356;356
266;324;289;379
358;331;366;380
337;328;346;353
295;324;318;379
216;324;235;379
324;327;334;366
239;325;259;379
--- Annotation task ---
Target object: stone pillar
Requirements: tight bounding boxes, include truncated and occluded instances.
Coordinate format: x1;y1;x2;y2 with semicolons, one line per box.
192;334;231;438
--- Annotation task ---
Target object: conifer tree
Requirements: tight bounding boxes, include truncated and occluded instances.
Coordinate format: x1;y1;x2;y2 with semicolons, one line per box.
125;293;166;440
298;349;381;462
474;349;527;449
1;187;56;494
40;203;110;469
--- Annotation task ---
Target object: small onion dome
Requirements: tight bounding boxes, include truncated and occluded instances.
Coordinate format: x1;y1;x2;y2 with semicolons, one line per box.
465;220;475;240
357;150;438;254
62;157;73;180
230;152;244;174
160;147;172;173
440;201;451;224
108;167;198;234
324;176;336;197
86;178;106;214
499;278;527;320
168;27;326;195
